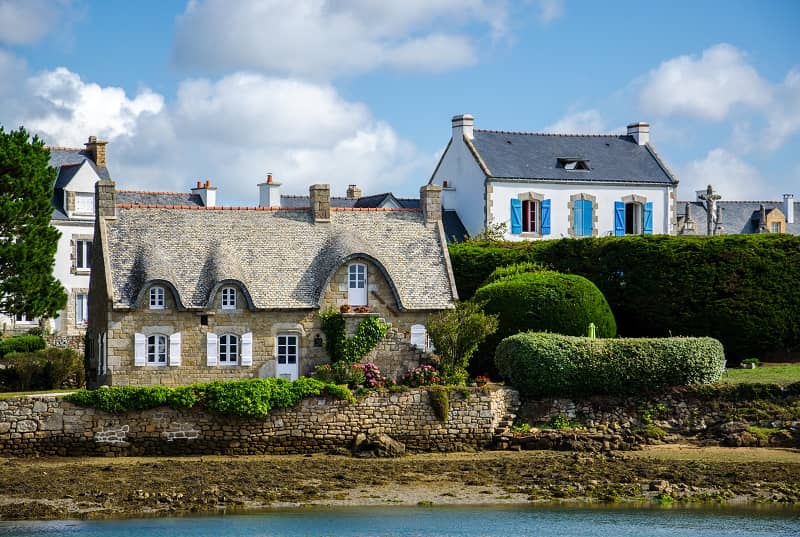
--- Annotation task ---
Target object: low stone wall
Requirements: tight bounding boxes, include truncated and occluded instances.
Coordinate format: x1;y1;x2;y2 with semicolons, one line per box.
44;335;85;355
0;386;520;457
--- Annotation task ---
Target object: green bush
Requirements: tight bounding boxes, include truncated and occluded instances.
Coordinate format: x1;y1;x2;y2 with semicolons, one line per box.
0;347;84;391
482;262;547;286
449;234;800;359
495;332;725;398
0;334;46;357
319;310;388;364
472;271;616;376
66;377;353;416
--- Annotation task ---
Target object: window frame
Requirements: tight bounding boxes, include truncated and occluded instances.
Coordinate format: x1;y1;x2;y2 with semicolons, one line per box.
625;202;643;235
146;334;168;366
75;293;88;326
74;193;95;215
219;334;240;365
149;286;165;309
221;287;237;310
76;239;92;270
276;334;298;366
522;199;540;233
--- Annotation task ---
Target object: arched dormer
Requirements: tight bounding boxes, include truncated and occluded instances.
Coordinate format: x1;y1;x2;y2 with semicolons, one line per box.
316;253;405;311
134;280;186;310
204;280;256;311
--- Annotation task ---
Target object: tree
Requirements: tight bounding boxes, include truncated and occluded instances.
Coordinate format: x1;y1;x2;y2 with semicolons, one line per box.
0;127;66;319
426;301;498;384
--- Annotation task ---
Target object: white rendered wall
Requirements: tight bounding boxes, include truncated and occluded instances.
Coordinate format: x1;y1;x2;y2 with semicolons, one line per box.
490;181;672;240
430;137;487;236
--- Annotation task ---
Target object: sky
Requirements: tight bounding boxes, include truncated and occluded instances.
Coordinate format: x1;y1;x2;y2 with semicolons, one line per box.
0;0;798;205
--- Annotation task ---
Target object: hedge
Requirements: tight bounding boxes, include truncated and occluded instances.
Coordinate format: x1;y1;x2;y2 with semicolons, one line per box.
0;348;84;391
0;334;45;358
65;377;354;417
494;332;725;398
449;234;800;359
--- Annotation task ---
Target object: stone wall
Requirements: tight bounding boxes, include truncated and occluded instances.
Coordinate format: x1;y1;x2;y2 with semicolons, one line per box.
45;334;85;355
0;386;520;457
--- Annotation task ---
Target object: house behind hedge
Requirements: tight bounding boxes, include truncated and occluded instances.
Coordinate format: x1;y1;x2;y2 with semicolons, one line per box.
86;180;458;387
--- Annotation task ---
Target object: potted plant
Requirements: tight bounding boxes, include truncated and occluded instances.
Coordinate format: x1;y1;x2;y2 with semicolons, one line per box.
340;304;351;313
354;305;369;313
741;358;760;369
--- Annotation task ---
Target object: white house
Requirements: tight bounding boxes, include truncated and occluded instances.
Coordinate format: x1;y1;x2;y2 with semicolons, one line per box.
429;115;679;240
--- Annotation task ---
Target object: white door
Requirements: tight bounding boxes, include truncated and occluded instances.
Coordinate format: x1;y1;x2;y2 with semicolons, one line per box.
348;263;367;306
276;334;299;381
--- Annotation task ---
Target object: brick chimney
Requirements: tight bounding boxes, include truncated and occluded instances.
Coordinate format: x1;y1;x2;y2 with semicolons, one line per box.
309;184;330;223
452;114;474;141
420;184;442;225
84;136;109;167
346;184;362;199
626;122;650;145
95;179;116;218
784;194;794;224
191;179;217;207
258;174;281;208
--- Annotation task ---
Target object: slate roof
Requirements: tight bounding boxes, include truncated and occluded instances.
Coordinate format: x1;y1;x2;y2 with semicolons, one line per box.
48;147;112;220
442;210;468;243
116;190;205;207
279;195;358;209
468;130;677;184
104;207;457;311
278;193;420;209
677;201;800;235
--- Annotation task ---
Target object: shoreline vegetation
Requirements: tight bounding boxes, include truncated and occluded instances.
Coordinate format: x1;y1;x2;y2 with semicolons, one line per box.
1;447;799;521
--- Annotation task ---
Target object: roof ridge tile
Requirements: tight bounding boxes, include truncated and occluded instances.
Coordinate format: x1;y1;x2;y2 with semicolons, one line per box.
474;128;623;138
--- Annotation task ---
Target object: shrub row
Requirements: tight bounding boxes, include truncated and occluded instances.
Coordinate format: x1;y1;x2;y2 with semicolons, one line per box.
66;377;354;417
0;348;84;391
0;334;45;358
495;332;725;398
449;234;800;359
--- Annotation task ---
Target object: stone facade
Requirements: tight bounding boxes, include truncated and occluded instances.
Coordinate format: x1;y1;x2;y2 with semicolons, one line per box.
90;256;435;387
0;387;520;456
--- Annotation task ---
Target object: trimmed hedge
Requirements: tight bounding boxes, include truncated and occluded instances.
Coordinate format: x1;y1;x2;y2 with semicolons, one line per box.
0;348;84;391
449;234;800;359
470;271;616;377
0;334;45;357
495;332;725;398
66;377;354;417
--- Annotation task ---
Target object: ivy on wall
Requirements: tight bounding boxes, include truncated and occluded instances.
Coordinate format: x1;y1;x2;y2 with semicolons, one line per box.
319;310;388;364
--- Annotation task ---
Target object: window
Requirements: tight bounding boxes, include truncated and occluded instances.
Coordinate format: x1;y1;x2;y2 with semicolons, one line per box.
558;158;590;171
348;263;367;306
221;287;236;309
625;203;643;235
74;193;94;214
75;293;88;326
146;334;168;365
149;287;165;309
771;222;781;233
14;313;36;324
522;199;539;233
511;196;551;236
76;239;92;270
277;335;298;366
615;200;653;236
219;334;239;364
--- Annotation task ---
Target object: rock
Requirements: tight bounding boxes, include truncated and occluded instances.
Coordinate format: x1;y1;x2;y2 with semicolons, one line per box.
649;480;672;493
352;433;405;458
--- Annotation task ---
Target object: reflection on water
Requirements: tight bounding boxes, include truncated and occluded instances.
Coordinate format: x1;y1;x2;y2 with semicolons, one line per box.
1;505;799;537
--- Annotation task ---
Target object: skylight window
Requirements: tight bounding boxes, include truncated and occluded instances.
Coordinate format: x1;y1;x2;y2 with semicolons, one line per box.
558;158;590;171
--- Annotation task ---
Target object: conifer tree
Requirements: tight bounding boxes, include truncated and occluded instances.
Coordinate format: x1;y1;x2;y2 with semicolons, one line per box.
0;126;67;320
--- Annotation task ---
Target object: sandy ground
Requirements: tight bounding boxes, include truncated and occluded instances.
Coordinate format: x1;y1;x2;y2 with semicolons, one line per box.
0;446;799;520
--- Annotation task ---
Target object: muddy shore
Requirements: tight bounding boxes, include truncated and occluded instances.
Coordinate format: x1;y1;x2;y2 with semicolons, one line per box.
1;446;799;520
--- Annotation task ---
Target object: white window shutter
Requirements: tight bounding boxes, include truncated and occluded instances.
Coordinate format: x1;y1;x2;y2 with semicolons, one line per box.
134;333;146;366
241;332;253;366
169;332;182;366
206;333;218;366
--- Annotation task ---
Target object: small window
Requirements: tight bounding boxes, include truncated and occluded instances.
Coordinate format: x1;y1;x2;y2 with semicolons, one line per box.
14;313;36;324
558;158;590;171
221;287;236;310
771;222;781;233
74;193;94;214
76;293;88;326
76;239;92;270
146;334;168;365
277;334;298;365
149;287;165;309
219;334;239;364
522;199;540;233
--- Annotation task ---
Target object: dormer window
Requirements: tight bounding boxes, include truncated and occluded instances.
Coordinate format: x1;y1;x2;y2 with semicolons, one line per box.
558;158;590;171
74;193;94;214
221;287;236;309
149;287;165;309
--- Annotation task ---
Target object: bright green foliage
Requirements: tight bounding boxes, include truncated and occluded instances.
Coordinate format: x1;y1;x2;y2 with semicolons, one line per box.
473;271;616;376
65;377;353;416
481;262;547;286
319;310;388;364
495;332;725;398
426;301;498;384
449;235;800;359
0;127;67;319
0;334;45;357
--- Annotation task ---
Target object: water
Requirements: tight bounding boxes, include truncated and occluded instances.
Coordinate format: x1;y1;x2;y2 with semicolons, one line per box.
1;505;799;537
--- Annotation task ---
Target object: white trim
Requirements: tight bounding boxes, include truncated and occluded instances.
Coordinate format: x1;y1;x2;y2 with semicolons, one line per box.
169;332;182;366
149;286;165;309
134;333;146;366
206;333;218;366
241;332;253;366
221;286;236;310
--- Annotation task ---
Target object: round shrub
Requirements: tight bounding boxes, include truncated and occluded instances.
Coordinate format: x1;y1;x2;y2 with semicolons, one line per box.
0;334;45;357
482;262;547;286
495;332;725;398
470;271;616;377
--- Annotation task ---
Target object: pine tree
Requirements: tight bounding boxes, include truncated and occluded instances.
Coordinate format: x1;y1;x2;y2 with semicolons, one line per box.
0;126;67;319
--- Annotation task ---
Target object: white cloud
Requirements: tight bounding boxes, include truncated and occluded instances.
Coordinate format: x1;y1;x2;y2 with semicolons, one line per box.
544;109;607;134
681;148;765;200
0;0;65;45
763;68;800;151
0;58;430;203
531;0;564;24
172;0;505;78
640;44;772;121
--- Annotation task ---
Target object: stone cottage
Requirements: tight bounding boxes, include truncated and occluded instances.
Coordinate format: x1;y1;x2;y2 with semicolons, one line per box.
86;180;458;387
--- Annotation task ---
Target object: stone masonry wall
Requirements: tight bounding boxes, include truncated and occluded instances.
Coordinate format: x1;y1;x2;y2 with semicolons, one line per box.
0;387;520;457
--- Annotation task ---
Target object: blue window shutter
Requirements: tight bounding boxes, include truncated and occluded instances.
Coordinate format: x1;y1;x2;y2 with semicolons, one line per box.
541;199;551;235
510;198;522;234
643;202;654;234
573;201;582;235
614;201;625;236
582;200;593;236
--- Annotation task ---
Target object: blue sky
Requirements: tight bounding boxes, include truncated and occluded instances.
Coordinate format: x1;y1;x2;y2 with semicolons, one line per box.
1;0;798;205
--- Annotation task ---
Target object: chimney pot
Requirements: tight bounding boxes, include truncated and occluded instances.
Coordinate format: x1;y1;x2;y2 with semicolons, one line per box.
626;122;650;145
205;180;211;188
267;173;273;184
196;181;202;188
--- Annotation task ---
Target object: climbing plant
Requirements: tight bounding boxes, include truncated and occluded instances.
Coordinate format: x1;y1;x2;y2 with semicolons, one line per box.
319;309;388;364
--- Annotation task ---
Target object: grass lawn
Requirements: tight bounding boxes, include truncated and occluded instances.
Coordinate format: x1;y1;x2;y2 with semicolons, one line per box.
0;389;77;400
720;363;800;385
